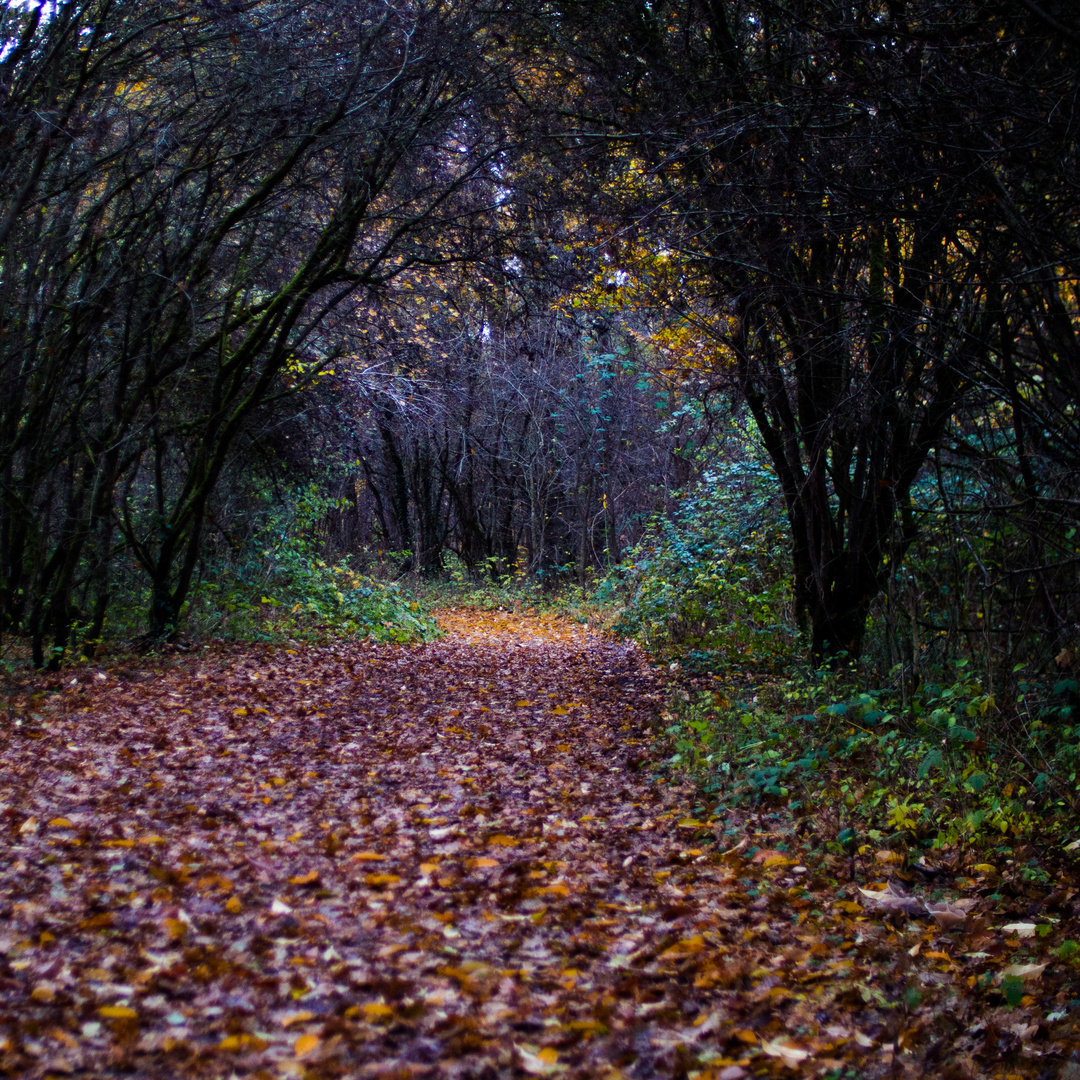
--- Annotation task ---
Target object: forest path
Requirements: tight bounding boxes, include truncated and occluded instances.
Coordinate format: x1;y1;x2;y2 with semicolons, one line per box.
0;612;1056;1078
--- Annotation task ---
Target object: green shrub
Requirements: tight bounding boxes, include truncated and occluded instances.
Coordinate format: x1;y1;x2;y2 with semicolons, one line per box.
612;454;795;672
183;483;440;644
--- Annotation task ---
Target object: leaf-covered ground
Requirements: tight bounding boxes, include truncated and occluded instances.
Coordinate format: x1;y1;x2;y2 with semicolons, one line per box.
1;611;1079;1078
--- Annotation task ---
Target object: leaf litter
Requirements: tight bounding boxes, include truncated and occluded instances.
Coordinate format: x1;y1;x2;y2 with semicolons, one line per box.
0;609;1078;1077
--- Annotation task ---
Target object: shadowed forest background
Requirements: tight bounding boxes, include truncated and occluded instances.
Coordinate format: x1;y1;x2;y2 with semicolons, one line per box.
4;0;1080;858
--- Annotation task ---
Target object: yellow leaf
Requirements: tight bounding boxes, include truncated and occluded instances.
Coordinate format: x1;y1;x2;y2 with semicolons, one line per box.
556;743;570;752
294;1033;320;1057
970;863;997;874
288;870;319;885
281;1010;315;1028
660;935;706;958
225;896;243;914
352;852;384;861
538;1047;559;1065
763;854;795;868
99;1005;137;1019
364;874;401;887
835;900;863;915
515;700;532;707
552;706;570;715
234;708;248;716
875;850;904;865
48;818;74;828
138;835;167;845
488;835;519;846
101;839;134;848
540;883;570;897
470;857;500;869
362;1002;394;1019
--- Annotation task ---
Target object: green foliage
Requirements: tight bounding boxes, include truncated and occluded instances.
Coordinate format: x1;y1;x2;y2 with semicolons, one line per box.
657;661;1072;858
184;484;440;644
612;453;796;672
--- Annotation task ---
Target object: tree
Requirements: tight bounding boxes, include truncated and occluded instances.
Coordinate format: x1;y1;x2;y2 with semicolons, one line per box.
0;0;516;660
533;0;1080;660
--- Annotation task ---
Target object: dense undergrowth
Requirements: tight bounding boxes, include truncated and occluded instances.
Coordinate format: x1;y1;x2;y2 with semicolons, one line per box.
65;484;442;659
603;448;1080;878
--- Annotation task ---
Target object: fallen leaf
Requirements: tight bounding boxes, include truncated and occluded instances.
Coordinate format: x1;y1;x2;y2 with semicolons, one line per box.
365;873;401;886
294;1033;320;1057
362;1002;394;1019
517;1044;562;1074
99;1005;137;1020
761;1037;811;1064
1003;962;1047;980
858;883;924;915
1002;922;1037;938
281;1010;315;1028
925;901;969;929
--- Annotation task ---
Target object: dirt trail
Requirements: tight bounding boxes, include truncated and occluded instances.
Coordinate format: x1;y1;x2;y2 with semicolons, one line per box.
0;612;1072;1077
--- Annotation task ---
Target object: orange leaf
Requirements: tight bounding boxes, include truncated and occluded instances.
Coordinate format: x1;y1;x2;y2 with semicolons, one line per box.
99;1006;137;1020
364;873;401;887
288;870;319;885
225;896;243;914
470;857;500;869
352;852;385;861
47;818;74;828
294;1033;320;1057
488;835;519;846
362;1002;394;1019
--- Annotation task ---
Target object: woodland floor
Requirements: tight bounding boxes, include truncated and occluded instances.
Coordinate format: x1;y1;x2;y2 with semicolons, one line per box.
0;611;1078;1079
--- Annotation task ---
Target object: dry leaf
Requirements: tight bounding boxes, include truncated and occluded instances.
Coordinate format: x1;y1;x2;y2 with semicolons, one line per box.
1002;962;1046;981
858;883;924;915
294;1033;320;1057
99;1005;137;1019
281;1010;315;1028
1002;922;1037;938
925;902;969;929
761;1037;811;1064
